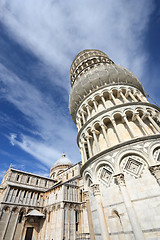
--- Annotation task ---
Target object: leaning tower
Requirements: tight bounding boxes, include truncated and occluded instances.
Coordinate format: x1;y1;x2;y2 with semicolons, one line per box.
69;49;160;240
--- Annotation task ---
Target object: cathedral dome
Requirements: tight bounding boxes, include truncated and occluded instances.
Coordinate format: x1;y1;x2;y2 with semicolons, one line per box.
53;153;73;168
50;153;73;179
69;49;145;123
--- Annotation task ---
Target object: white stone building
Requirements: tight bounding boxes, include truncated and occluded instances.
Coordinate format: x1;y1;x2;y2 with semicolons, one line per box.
0;154;90;240
1;49;160;240
69;49;160;240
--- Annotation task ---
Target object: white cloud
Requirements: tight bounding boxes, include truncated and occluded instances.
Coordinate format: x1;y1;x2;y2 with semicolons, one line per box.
9;133;61;167
0;0;154;83
0;0;155;169
0;63;80;165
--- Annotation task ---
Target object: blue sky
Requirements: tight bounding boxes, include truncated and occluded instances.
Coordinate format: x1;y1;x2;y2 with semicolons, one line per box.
0;0;160;180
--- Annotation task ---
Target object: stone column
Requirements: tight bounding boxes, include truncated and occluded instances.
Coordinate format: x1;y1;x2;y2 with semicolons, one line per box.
119;90;128;103
135;91;143;102
100;124;110;147
128;90;138;102
79;142;85;165
8;188;14;202
68;205;71;240
24;191;29;204
93;99;98;112
100;94;107;108
86;105;91;117
64;206;68;239
111;118;123;142
81;111;85;124
91;129;100;152
85;134;93;158
135;113;150;135
2;209;12;240
12;189;18;203
61;203;65;240
3;186;10;202
11;210;19;240
73;208;76;240
31;192;36;205
83;191;95;240
109;91;116;105
149;165;160;185
91;184;110;240
77;114;82;129
114;173;145;240
148;114;160;133
76;118;81;131
80;140;87;163
122;115;136;138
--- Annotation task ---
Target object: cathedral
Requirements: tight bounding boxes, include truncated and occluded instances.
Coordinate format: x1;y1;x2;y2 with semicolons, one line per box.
0;49;160;240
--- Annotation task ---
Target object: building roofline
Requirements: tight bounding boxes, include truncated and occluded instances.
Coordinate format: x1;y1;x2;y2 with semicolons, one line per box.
10;168;56;181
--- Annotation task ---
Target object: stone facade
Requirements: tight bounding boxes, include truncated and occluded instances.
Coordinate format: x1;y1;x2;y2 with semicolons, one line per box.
0;155;90;240
69;49;160;240
1;49;160;240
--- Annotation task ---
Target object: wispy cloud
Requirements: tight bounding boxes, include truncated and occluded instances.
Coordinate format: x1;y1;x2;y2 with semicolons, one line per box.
9;133;60;167
0;0;156;171
0;63;79;165
0;0;154;80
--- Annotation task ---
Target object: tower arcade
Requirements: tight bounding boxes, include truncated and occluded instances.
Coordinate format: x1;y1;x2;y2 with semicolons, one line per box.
69;49;160;240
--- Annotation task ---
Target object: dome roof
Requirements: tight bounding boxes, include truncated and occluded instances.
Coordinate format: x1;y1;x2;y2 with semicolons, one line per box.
69;49;145;123
53;153;73;168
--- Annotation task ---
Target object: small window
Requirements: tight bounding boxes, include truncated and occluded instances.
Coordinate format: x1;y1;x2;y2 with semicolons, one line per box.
36;179;39;185
27;177;30;183
55;194;57;200
45;180;47;187
72;170;74;177
66;173;68;180
16;174;20;181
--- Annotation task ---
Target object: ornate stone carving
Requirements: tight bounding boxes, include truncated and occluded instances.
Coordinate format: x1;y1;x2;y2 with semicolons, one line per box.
124;157;142;176
114;173;125;186
91;184;100;196
99;167;112;185
149;165;160;180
